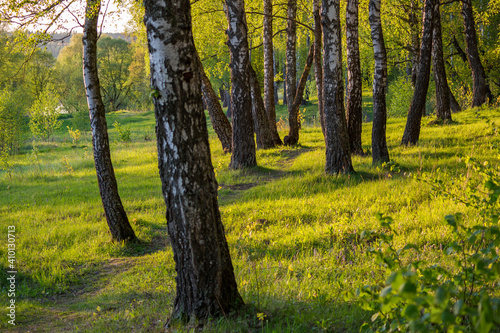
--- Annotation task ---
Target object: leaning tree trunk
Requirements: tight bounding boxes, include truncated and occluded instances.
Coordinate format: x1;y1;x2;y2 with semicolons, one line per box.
401;0;434;146
286;0;297;128
313;0;325;137
249;65;276;149
322;0;354;174
369;0;390;164
432;1;451;122
284;43;314;146
263;0;282;145
199;56;233;153
225;0;257;169
144;0;243;320
346;0;364;155
462;0;487;107
409;0;420;87
83;0;136;242
449;86;462;113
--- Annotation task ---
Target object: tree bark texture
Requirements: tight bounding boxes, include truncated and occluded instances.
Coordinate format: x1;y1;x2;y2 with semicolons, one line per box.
283;63;287;106
83;0;136;242
321;0;354;174
284;43;314;146
313;0;325;137
263;0;282;145
409;0;420;87
461;0;487;107
449;85;462;113
286;0;297;125
401;0;434;146
369;0;389;162
346;0;364;155
143;0;243;320
225;0;257;169
199;57;233;153
249;65;276;149
369;0;390;163
431;1;451;122
220;87;229;108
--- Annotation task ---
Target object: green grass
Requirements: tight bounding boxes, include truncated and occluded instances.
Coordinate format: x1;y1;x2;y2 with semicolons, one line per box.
1;105;500;332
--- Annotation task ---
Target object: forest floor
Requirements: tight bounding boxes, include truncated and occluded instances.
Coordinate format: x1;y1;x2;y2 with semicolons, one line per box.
1;104;500;332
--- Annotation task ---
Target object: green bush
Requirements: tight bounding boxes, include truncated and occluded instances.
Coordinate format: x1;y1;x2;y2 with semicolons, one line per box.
0;88;27;154
29;84;62;141
113;120;131;142
357;159;500;333
387;76;414;118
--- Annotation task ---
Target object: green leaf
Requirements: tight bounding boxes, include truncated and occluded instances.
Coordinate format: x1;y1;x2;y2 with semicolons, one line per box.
402;304;419;320
434;287;448;307
388;271;405;290
453;299;464;316
476;294;494;333
399;282;416;296
380;286;393;298
360;323;370;333
441;310;455;325
445;215;457;227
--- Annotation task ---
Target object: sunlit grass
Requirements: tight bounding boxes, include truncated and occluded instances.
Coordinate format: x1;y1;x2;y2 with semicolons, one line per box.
0;106;499;331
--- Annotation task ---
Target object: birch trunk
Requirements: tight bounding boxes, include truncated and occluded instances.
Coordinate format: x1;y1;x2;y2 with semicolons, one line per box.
462;0;487;107
199;56;233;153
83;0;136;242
432;1;451;122
321;0;354;174
401;0;434;146
144;0;243;320
249;65;276;149
313;0;325;137
286;0;297;127
409;0;420;87
225;0;257;169
346;0;364;155
263;0;282;145
369;0;390;164
284;43;314;146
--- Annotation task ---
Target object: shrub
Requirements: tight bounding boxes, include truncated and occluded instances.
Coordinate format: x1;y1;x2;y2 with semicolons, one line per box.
67;126;81;145
29;84;62;141
113;120;131;142
0;88;27;154
387;76;414;118
357;159;500;333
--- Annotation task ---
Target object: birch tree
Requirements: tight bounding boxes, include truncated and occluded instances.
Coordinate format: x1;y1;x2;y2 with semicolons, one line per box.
286;0;298;133
369;0;390;163
401;0;434;146
143;0;243;319
198;55;233;153
346;0;364;155
263;0;282;145
249;65;277;149
432;0;451;122
225;0;257;169
322;0;354;174
83;0;137;242
313;0;324;137
461;0;487;107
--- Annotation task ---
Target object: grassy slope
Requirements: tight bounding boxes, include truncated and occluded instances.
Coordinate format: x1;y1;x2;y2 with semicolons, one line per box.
1;104;499;332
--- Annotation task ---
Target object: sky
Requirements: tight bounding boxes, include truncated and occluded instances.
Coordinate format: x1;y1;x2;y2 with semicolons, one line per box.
4;0;133;34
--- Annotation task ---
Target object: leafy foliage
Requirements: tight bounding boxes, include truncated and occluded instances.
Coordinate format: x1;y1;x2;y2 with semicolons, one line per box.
387;76;413;118
29;84;62;141
357;159;500;333
0;88;26;154
113;120;131;142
